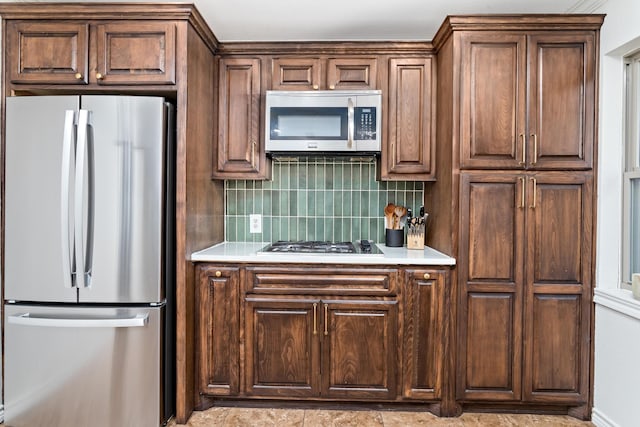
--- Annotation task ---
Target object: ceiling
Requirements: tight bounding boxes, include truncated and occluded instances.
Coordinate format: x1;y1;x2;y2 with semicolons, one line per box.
1;0;606;42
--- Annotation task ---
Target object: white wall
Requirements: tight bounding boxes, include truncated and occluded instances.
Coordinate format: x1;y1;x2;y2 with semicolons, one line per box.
593;0;640;426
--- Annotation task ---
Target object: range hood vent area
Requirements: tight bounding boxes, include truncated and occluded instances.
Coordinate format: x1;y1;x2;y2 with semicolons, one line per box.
224;157;424;244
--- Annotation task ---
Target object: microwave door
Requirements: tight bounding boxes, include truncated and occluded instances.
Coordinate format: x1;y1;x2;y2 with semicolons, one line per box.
269;107;350;151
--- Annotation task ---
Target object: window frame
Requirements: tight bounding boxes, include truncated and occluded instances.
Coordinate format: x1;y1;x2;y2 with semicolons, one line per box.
622;50;640;289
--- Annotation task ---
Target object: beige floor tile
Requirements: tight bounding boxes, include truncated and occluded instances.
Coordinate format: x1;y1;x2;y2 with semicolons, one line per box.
381;410;464;426
222;407;305;427
303;409;384;427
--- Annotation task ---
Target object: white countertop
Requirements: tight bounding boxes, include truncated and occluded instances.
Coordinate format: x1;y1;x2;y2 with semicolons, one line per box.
191;242;456;266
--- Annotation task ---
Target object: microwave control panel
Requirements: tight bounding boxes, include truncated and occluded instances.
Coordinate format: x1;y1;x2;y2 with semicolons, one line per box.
355;107;377;140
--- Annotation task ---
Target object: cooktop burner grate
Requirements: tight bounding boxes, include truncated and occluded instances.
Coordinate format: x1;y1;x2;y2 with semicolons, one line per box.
258;240;382;255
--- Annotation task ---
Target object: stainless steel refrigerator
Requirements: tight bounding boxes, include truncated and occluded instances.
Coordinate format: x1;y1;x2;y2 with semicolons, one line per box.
3;95;175;427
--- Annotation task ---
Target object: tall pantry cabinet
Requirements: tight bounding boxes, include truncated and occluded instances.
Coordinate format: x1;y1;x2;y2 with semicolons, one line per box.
428;15;603;418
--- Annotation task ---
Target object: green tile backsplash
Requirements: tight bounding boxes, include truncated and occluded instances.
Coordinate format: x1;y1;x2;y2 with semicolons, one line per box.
225;157;424;243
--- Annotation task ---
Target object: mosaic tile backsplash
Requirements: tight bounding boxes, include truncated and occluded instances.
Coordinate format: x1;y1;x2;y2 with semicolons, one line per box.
225;157;424;243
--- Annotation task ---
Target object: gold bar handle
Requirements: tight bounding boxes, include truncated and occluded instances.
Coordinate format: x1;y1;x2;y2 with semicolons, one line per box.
531;134;538;165
251;140;257;167
519;177;526;209
391;142;396;168
313;303;318;335
519;133;526;166
529;177;537;209
324;304;329;336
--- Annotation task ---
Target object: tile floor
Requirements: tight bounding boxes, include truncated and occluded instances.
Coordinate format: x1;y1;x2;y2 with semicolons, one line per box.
168;407;596;426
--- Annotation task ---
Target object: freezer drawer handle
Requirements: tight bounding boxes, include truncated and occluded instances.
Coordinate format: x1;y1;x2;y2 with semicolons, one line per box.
8;312;149;328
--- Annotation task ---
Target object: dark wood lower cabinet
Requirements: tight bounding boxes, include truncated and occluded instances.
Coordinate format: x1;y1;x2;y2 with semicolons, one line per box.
196;263;450;407
244;298;320;398
457;172;593;413
322;299;397;399
197;266;240;396
195;253;590;418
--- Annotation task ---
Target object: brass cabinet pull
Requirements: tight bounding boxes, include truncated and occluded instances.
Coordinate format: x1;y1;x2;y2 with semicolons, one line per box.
250;140;256;167
531;133;538;165
391;142;396;167
519;177;526;209
215;270;222;277
329;84;335;90
324;304;329;336
519;133;526;166
423;273;430;280
74;72;83;80
312;84;319;90
529;177;537;209
313;303;318;335
95;72;104;80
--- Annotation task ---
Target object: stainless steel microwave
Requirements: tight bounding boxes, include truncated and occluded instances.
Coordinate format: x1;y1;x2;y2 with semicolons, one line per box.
265;90;382;154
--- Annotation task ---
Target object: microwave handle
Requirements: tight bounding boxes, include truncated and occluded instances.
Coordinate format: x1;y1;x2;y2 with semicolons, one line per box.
347;98;354;149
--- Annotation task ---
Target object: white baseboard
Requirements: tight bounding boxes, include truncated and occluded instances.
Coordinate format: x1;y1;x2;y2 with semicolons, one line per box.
592;408;621;427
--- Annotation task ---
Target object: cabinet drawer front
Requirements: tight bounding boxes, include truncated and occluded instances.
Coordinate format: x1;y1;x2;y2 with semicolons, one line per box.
95;22;176;85
7;22;89;84
246;266;397;295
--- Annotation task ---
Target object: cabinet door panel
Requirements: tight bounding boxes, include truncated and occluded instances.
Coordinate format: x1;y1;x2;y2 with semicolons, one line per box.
271;57;321;90
529;33;595;169
403;270;444;400
197;266;240;395
528;174;592;287
460;174;524;285
383;57;435;180
245;299;320;397
215;57;266;178
462;293;521;400
95;22;176;85
326;57;378;90
524;294;586;403
460;33;527;169
323;300;397;399
7;22;89;84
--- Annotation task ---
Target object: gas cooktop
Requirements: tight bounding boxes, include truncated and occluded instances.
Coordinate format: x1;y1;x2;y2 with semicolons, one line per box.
258;240;383;256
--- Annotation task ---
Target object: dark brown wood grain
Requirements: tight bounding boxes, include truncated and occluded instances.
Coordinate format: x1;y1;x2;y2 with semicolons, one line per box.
402;269;445;401
197;266;240;395
432;15;602;420
381;57;436;181
95;22;176;85
6;21;89;84
214;56;267;178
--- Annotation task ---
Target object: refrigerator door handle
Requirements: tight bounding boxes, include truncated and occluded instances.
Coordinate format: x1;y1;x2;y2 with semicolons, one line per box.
8;312;149;328
61;110;76;288
74;109;94;288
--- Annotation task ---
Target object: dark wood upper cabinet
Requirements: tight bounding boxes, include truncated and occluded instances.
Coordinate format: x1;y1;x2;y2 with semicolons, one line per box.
381;57;436;181
527;33;596;170
214;56;270;179
271;56;378;90
95;22;176;85
6;21;89;84
5;20;176;86
459;31;596;170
